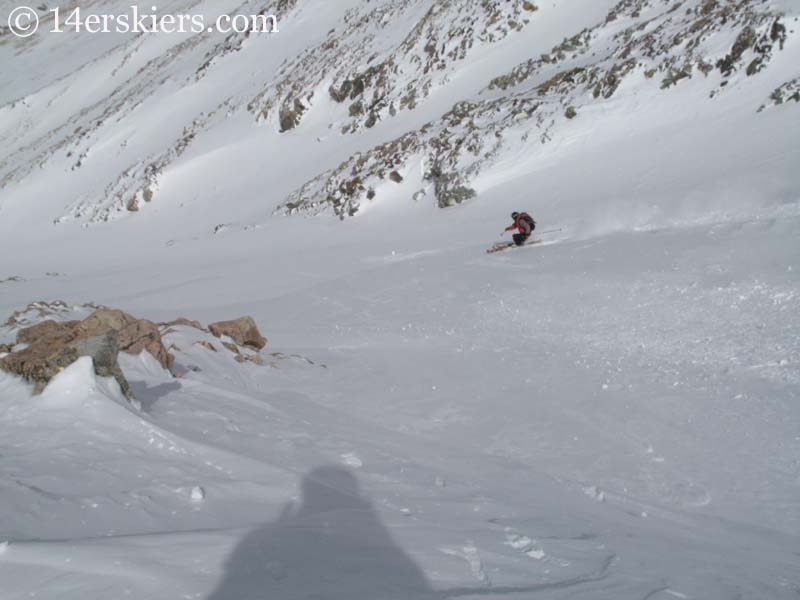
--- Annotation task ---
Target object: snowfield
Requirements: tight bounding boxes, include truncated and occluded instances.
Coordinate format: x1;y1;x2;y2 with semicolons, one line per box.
1;0;799;599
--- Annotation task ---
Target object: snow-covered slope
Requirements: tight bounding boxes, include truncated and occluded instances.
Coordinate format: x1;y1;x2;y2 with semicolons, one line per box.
0;1;799;599
0;0;797;228
1;216;799;599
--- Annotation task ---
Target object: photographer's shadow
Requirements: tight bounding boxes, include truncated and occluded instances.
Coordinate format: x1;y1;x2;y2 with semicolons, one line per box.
208;465;437;600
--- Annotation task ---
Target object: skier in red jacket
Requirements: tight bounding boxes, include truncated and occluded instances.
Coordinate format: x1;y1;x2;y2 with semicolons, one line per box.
504;211;536;246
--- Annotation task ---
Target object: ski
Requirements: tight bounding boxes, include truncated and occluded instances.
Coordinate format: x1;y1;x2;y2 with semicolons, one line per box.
486;240;542;254
486;242;514;254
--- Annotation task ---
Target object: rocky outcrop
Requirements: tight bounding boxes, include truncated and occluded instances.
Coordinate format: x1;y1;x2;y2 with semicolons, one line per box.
70;333;132;398
1;324;132;398
1;305;273;397
249;0;537;133
4;300;101;329
276;0;793;218
161;317;205;329
209;317;267;350
0;308;174;398
75;309;174;370
759;78;800;112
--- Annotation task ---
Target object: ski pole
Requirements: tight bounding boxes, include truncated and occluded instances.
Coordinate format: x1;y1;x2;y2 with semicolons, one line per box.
537;228;563;235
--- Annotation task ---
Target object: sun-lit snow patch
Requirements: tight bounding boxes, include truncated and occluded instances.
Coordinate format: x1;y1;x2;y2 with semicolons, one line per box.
340;452;363;468
39;356;103;405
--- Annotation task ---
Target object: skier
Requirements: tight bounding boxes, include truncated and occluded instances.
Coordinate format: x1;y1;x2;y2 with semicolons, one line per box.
503;211;536;246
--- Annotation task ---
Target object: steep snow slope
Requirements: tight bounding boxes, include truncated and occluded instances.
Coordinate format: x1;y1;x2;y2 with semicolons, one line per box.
1;213;798;600
0;1;799;599
5;0;796;230
2;0;603;225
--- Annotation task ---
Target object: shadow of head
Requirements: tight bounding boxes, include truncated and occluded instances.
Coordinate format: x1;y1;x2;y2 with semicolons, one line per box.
206;465;436;600
296;465;367;514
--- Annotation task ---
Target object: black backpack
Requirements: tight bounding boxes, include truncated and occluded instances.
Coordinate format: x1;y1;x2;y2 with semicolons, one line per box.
520;212;536;230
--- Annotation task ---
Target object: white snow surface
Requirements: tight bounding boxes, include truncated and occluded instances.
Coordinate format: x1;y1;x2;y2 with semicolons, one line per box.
1;1;799;599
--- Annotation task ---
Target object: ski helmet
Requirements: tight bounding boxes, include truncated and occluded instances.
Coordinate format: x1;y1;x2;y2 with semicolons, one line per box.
511;211;520;219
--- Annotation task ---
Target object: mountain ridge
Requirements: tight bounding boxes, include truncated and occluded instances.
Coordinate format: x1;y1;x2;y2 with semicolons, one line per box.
0;0;797;229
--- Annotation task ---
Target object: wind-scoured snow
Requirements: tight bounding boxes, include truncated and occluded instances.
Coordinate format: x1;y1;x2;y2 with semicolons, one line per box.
1;0;799;599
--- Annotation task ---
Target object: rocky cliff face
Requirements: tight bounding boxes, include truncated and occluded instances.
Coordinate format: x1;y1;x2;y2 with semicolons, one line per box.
249;0;538;133
277;0;796;218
